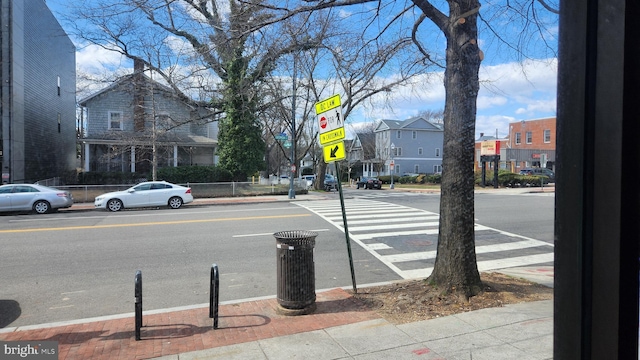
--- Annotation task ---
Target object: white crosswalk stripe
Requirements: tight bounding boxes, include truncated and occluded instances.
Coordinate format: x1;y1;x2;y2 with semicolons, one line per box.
349;191;429;199
294;199;554;280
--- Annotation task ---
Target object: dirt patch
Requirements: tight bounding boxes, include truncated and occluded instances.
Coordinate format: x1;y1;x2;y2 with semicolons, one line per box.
349;272;553;324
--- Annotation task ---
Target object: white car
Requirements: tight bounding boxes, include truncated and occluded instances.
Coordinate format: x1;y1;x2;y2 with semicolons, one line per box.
94;181;193;212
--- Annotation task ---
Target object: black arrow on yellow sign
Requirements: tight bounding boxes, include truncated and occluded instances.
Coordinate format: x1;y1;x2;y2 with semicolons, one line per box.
330;145;339;158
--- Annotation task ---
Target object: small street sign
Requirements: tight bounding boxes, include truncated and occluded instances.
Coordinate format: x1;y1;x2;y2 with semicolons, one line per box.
275;132;288;141
283;140;292;149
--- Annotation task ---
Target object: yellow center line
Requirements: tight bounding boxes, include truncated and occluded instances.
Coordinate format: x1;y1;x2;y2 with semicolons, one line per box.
0;214;311;233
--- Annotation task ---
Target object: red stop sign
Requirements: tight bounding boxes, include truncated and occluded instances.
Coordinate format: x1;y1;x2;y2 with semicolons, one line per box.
320;116;327;129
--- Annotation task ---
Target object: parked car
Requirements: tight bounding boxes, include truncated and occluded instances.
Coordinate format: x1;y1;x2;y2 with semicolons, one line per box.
94;181;193;212
302;175;316;188
323;174;338;191
519;168;555;181
356;177;383;189
0;184;74;214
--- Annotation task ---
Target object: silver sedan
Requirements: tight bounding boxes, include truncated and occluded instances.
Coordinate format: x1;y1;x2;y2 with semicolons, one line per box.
0;184;74;214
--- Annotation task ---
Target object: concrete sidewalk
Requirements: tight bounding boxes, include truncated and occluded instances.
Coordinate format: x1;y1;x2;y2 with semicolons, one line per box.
0;266;554;360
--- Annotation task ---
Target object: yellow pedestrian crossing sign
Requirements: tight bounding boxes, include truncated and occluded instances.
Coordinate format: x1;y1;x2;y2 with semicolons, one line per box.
323;141;346;163
316;94;345;145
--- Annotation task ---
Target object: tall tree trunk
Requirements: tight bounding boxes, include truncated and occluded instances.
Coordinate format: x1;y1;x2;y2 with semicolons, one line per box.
428;0;483;298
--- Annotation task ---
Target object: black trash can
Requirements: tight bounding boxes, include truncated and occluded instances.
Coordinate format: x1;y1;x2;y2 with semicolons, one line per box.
274;230;318;314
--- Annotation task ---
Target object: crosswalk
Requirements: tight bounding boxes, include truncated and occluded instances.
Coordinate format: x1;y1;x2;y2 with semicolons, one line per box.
348;189;554;200
295;199;554;280
348;190;429;200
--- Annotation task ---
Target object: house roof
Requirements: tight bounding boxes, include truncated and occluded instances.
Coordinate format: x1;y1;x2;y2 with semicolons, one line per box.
375;116;444;132
78;73;178;106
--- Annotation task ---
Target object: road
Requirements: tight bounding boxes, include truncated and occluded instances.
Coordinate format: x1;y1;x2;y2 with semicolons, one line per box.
0;189;554;328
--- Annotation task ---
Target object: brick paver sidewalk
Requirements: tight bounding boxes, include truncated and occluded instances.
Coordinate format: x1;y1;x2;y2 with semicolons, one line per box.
0;288;379;360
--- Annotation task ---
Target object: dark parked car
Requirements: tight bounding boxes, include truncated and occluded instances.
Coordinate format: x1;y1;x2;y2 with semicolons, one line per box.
356;177;383;189
323;174;338;191
519;168;555;181
0;184;74;214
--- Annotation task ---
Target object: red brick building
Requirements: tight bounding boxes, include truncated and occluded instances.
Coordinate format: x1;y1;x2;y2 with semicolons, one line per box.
475;117;556;173
505;117;556;172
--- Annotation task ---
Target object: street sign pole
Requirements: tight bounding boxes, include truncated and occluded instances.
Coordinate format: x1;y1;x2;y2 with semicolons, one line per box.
336;164;357;293
315;94;355;293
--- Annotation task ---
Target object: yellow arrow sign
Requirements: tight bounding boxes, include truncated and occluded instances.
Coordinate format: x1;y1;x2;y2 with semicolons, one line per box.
323;141;346;163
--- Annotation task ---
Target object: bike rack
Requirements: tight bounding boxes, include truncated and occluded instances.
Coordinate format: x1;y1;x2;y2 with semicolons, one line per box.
134;270;142;341
133;264;220;341
209;263;219;329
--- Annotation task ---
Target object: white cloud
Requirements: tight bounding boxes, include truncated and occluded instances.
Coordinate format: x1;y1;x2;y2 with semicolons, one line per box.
76;43;127;74
515;99;557;115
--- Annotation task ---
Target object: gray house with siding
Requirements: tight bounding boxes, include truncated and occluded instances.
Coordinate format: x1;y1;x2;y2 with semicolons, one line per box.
374;117;444;176
79;64;218;174
1;0;76;183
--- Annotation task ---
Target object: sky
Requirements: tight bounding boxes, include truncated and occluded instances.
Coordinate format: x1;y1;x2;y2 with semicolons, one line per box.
46;0;558;141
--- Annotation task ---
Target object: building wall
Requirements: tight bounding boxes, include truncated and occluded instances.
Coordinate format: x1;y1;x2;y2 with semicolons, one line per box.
507;117;556;151
474;117;557;173
1;0;76;183
375;125;444;175
85;86;200;137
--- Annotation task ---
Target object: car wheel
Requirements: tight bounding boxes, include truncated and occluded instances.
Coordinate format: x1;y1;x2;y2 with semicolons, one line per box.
33;200;50;214
107;199;123;212
168;196;183;209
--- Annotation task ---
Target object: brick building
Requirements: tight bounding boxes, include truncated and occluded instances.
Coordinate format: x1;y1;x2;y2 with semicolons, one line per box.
0;0;76;183
474;117;556;173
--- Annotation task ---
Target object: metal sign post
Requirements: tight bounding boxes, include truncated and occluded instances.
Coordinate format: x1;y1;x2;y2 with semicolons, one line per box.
335;165;357;293
315;94;356;293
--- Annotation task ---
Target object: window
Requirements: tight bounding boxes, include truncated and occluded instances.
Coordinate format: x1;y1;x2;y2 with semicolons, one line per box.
109;111;123;130
57;113;61;133
57;76;61;96
526;131;532;144
393;147;402;156
396;130;401;139
418;147;423;155
156;113;172;130
414;165;419;173
435;148;441;157
434;165;442;173
515;132;521;145
412;131;417;139
544;129;551;143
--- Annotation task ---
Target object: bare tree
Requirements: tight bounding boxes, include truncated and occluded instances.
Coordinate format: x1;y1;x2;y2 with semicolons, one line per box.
258;11;429;189
256;0;558;297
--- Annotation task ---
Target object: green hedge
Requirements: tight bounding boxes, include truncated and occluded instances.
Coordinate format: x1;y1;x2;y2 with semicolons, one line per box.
76;165;234;185
475;170;550;187
376;173;442;185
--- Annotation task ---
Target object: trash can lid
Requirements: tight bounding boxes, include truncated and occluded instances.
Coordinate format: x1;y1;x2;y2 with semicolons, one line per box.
273;230;319;239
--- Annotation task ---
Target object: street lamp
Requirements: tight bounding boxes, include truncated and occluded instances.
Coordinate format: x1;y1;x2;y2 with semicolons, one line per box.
288;53;298;199
390;143;395;189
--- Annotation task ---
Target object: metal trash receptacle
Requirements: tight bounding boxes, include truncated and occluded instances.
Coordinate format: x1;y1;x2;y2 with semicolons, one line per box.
274;230;318;313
